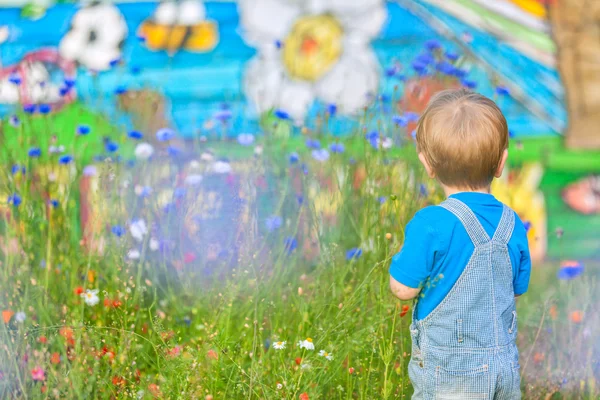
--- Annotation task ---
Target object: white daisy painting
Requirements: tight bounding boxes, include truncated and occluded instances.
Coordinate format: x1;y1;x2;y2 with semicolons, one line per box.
238;0;388;123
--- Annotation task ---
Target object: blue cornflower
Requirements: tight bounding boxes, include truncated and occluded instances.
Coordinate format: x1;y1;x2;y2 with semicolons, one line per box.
114;86;128;95
411;61;427;75
128;130;143;139
296;195;304;205
77;125;90;135
346;247;363;261
23;104;36;114
301;163;309;175
523;221;531;232
378;196;386;204
49;199;59;208
9;115;20;127
59;86;70;96
393;115;408;127
265;215;283;231
64;77;76;87
131;66;142;75
327;103;337;116
366;130;379;148
289;152;299;164
557;261;584;280
424;39;441;51
461;79;477;89
419;184;428;197
213;108;233;123
405;112;420;122
174;187;186;198
416;52;435;65
11;164;21;175
495;86;510;96
284;237;297;255
311;149;330;162
58;154;73;164
111;225;126;237
9;73;21;85
329;143;344;153
385;65;398;77
105;141;119;153
167;146;181;157
452;68;468;78
445;51;459;62
28;147;41;157
435;61;455;75
38;104;51;114
274;109;291;120
305;139;321;149
275;40;283;49
156;128;175;142
7;194;22;207
509;130;515;139
109;58;120;68
411;130;417;140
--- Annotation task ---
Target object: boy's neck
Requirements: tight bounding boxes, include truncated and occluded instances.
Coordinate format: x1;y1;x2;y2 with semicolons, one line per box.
442;185;491;198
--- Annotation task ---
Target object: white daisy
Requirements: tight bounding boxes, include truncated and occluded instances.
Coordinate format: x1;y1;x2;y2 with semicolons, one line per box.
381;137;393;149
81;289;100;306
200;152;214;162
318;349;334;361
127;249;141;260
184;174;203;186
15;311;26;323
239;0;387;121
149;238;160;252
272;341;286;350
298;337;315;350
212;161;232;174
130;219;148;242
134;143;155;160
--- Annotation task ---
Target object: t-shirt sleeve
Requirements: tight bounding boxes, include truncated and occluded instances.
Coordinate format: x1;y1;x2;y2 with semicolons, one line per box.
514;219;532;295
389;213;436;289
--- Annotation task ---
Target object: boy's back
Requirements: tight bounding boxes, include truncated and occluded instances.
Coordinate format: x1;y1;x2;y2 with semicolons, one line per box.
388;88;532;400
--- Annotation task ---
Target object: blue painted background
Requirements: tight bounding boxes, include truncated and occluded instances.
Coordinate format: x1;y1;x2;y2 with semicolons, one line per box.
0;1;566;138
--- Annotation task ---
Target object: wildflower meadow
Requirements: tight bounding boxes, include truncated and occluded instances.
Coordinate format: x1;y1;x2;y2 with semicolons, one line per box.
0;5;599;398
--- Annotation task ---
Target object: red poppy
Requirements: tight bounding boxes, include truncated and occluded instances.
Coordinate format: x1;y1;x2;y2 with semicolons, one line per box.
59;327;74;340
38;336;48;344
112;376;126;386
299;393;309;400
295;357;302;365
400;305;410;317
207;349;219;360
184;252;197;263
570;311;584;323
74;286;84;295
51;352;61;365
2;310;14;324
148;383;162;397
348;367;355;374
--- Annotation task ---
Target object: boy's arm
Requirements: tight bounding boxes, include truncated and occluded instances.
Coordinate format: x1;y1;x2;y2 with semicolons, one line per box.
390;275;420;300
388;213;435;301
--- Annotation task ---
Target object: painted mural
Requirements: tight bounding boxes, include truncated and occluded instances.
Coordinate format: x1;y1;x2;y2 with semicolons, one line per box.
0;1;599;398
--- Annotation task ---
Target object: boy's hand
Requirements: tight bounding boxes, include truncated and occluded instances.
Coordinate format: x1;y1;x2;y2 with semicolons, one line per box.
389;276;420;300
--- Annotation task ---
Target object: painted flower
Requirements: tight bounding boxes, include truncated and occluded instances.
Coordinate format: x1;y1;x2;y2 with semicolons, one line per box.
273;341;286;350
59;4;128;71
240;0;387;121
9;115;20;127
81;289;100;306
156;128;175;142
59;154;73;164
127;249;141;260
28;147;41;157
135;143;154;160
329;143;344;153
128;130;144;140
298;338;315;350
77;125;90;135
318;349;334;361
557;260;584;280
112;225;126;237
284;237;297;254
7;194;21;207
83;165;97;176
265;215;283;231
130;219;148;242
0;63;61;104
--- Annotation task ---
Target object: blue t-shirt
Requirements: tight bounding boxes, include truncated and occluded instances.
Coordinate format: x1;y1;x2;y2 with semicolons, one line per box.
389;192;531;320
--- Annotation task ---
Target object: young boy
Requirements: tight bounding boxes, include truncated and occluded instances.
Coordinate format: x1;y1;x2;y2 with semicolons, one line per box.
389;89;531;400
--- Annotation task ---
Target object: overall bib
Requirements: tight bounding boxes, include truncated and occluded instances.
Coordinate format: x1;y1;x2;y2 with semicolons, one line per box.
408;198;521;400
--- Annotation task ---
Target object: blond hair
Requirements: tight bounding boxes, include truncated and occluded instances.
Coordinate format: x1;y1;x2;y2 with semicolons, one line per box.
415;89;508;189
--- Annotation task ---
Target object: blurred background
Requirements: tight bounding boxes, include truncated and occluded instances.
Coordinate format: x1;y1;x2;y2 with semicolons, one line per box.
0;0;598;398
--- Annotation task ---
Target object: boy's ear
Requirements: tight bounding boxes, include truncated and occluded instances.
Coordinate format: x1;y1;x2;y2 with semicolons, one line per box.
495;149;509;178
418;152;436;179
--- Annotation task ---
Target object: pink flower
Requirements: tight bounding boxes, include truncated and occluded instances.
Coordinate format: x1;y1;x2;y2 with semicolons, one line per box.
31;366;45;381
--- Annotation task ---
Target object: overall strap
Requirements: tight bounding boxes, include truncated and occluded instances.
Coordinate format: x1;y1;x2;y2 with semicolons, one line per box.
492;204;516;244
439;198;490;246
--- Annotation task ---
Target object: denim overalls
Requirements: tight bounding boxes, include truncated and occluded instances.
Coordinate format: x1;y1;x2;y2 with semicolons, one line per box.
408;198;521;400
